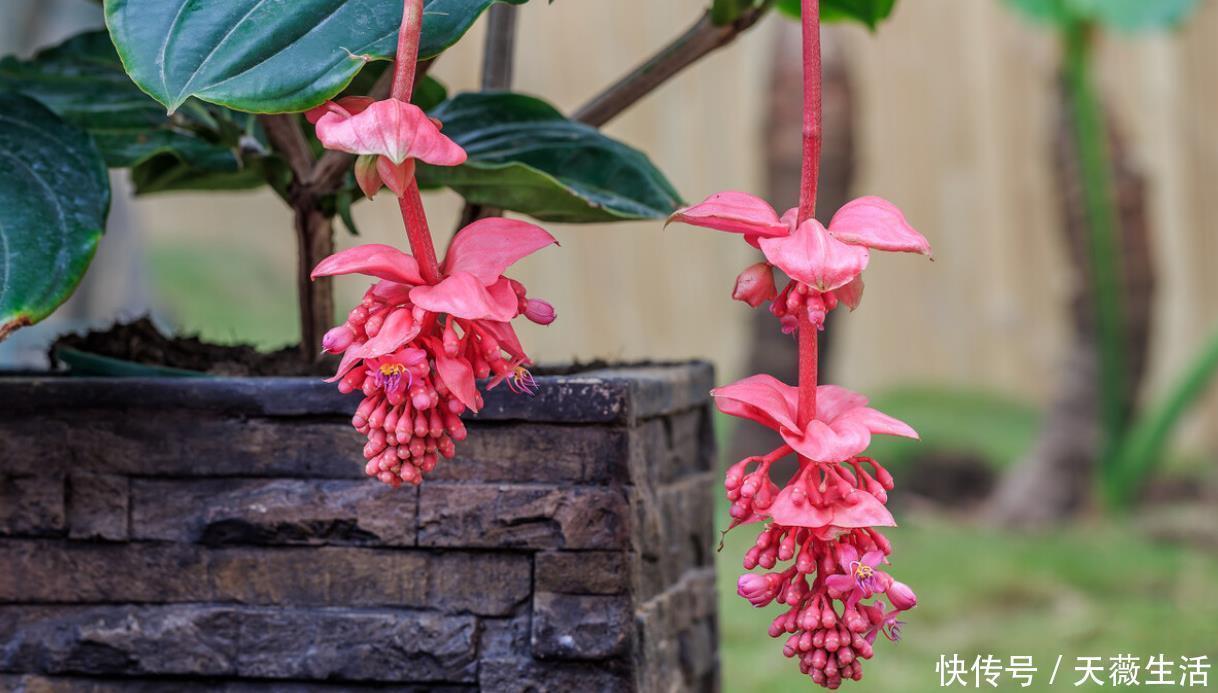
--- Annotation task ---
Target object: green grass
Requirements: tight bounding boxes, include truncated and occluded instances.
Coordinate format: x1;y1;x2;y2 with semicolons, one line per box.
719;512;1218;691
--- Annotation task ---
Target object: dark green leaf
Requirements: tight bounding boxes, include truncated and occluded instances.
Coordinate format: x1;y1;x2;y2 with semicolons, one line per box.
104;0;528;114
776;0;898;28
0;92;110;339
418;92;682;223
0;30;263;192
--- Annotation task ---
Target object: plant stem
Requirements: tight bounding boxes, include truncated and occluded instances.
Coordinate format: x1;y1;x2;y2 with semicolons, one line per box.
572;2;773;127
392;0;424;102
1064;22;1128;467
796;0;822;431
293;199;335;358
390;0;442;284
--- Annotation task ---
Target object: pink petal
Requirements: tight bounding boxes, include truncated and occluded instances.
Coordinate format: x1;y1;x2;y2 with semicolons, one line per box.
432;345;479;412
306;96;375;124
829;491;897;528
354;155;383;199
827;196;931;256
711;374;800;434
861;550;885;568
668;191;790;247
769;483;834;528
360;308;420;358
311;244;424;285
838;406;919;440
825;574;856;592
409;272;519;322
833;275;865;311
480;320;527;360
325;343;368;383
759;219;870;293
443;218;558;285
783;417;873;464
313;99;466;166
814;384;870;423
376;156;414;197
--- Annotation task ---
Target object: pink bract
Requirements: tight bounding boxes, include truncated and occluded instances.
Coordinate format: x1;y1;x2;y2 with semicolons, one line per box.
308;97;466;167
711;375;917;464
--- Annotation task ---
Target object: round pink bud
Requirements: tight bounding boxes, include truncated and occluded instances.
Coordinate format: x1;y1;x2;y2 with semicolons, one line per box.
321;325;355;353
737;572;779;608
732;262;778;308
524;298;557;325
887;580;918;611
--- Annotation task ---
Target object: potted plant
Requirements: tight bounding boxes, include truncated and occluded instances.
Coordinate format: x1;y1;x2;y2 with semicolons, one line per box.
0;0;909;689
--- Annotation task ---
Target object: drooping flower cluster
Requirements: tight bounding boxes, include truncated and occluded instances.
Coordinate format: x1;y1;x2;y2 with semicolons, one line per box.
672;190;930;688
308;94;556;487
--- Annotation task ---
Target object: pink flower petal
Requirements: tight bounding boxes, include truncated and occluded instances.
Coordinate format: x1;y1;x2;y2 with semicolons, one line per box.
769;483;834;528
480;320;528;360
306;97;374;125
360;308;420;358
834;275;865;311
325;342;368;383
711;374;800;434
431;343;479;412
838;406;919;440
443;218;558;285
410;272;519;322
311;244;424;285
861;550;885;567
784;417;873;464
830;491;897;528
827;196;931;256
313;99;466;167
759;219;870;293
668;191;790;247
354;155;383;199
814;384;870;423
376;156;414;197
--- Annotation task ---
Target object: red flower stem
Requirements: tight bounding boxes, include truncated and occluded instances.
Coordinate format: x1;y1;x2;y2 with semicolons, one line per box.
399;182;443;284
796;0;822;431
391;0;423;102
388;0;442;285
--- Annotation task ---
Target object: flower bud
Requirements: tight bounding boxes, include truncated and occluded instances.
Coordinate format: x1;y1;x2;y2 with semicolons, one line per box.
732;262;778;308
524;298;557;325
321;325;356;353
887;580;918;611
737;572;780;608
354;154;383;199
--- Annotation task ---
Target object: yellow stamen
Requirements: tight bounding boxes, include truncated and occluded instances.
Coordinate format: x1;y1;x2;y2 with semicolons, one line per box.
380;363;408;376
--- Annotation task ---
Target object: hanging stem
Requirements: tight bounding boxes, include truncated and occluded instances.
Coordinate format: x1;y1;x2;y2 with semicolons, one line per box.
797;0;822;430
390;0;442;285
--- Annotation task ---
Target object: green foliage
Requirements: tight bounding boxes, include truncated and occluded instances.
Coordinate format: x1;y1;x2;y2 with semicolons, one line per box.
0;31;261;193
104;0;528;114
1001;0;1202;31
420;92;683;222
0;93;110;339
1105;326;1218;508
776;0;899;29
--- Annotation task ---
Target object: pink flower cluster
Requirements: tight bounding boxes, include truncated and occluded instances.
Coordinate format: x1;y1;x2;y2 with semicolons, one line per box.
308;96;557;487
672;190;930;688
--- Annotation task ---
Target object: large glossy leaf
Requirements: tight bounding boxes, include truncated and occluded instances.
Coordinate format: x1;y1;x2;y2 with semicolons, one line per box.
418;92;683;223
0;93;110;340
1002;0;1201;30
0;31;262;192
104;0;528;114
776;0;898;28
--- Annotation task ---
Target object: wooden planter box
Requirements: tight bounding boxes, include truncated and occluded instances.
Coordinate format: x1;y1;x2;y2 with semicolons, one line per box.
0;363;718;692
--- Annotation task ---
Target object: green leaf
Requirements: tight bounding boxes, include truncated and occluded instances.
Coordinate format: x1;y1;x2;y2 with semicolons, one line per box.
0;92;110;339
776;0;898;28
418;92;683;223
1002;0;1201;31
104;0;528;114
0;30;263;192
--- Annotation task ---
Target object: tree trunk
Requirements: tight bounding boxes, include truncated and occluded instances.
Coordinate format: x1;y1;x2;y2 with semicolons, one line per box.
293;197;335;360
988;83;1155;527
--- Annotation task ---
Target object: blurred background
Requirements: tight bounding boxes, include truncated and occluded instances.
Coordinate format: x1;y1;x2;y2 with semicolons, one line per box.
3;0;1217;689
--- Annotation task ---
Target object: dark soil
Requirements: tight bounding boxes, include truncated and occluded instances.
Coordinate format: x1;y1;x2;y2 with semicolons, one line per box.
52;317;334;377
50;319;676;378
